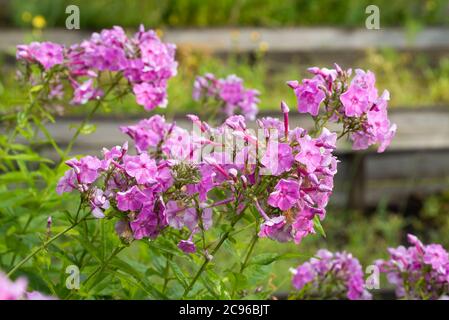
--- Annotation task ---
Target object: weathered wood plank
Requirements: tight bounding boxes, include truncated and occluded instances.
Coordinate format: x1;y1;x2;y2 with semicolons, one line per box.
43;108;449;152
2;28;449;53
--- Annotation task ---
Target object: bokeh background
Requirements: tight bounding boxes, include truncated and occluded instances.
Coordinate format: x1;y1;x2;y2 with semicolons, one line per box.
1;0;449;295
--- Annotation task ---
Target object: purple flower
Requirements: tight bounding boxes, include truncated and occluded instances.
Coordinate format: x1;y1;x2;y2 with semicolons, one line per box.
193;73;217;100
291;78;325;116
377;234;449;299
17;26;177;112
193;73;259;120
317;127;337;150
166;201;191;229
136;27;177;81
258;117;285;140
178;239;196;254
423;244;449;271
124;153;157;184
120;115;170;153
219;75;245;105
102;142;128;168
351;90;397;153
71;79;103;105
0;273;27;300
261;142;294;175
130;198;167;240
0;271;56;300
133;82;167;111
292;262;315;290
66;156;102;184
292;212;315;244
291;250;371;300
17;42;64;70
116;186;149;212
267;179;300;211
56;169;77;194
130;207;159;240
294;136;322;173
340;84;370;117
351;69;378;103
258;216;292;243
289;66;395;152
90;188;110;218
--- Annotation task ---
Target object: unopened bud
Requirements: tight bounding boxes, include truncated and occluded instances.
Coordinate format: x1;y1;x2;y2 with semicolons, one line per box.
286;80;299;89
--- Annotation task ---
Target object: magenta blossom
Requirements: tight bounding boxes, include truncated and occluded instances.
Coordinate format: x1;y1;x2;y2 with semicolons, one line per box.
290;78;325;116
90;188;110;218
116;186;149;212
178;239;197;254
124;153;158;184
120;115;171;153
0;272;54;300
71;79;103;105
56;169;77;194
340;84;370;117
17;42;64;70
130;198;167;240
289;65;396;153
376;234;449;299
267;179;300;211
291;249;372;300
261;142;294;176
17;26;177;112
193;73;259;120
294;135;323;173
0;273;27;300
66;156;102;184
133;82;168;111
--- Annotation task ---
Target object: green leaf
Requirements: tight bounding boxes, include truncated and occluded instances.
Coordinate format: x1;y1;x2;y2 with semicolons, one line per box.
168;260;189;289
250;253;279;265
249;252;311;266
73;236;102;263
313;215;326;238
0;154;53;163
149;237;191;259
80;124;97;135
231;272;248;291
30;85;44;93
32;116;64;158
109;257;167;299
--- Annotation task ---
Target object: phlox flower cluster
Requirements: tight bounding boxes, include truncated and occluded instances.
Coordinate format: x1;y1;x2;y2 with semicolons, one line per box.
57;101;338;252
376;234;449;299
291;249;372;300
193;73;260;120
0;271;54;300
16;25;177;110
288;64;396;153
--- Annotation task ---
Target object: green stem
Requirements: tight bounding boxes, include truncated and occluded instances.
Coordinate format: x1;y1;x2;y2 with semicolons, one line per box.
84;246;126;291
162;254;172;294
61;101;101;160
240;233;258;273
7;212;89;277
8;213;35;269
60;74;122;161
182;212;245;299
231;232;258;298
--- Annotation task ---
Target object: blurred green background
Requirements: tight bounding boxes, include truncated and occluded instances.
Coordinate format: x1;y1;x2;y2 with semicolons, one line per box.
1;0;449;28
